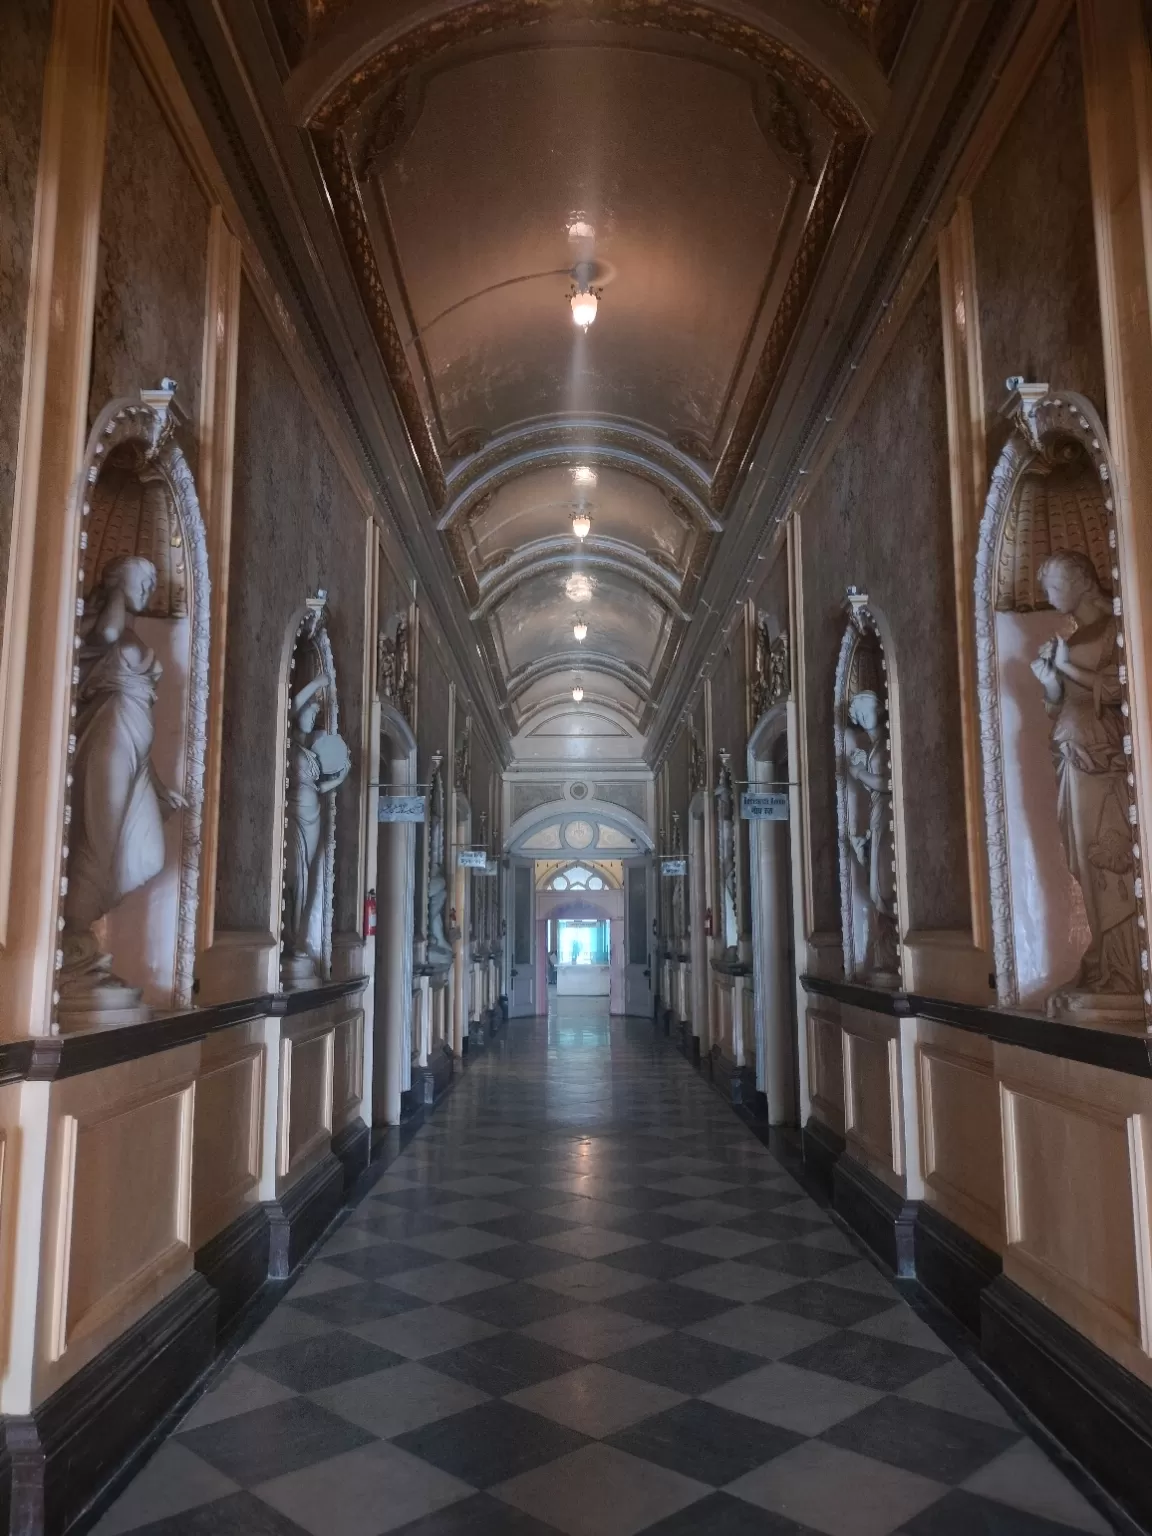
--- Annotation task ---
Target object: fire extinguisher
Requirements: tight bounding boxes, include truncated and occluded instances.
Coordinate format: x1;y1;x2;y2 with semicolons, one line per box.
363;887;377;940
704;906;713;938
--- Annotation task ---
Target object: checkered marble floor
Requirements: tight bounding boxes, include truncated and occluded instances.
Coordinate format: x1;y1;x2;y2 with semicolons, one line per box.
93;1006;1121;1536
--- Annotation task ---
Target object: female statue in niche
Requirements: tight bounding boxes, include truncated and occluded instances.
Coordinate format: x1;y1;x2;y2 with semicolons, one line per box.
283;670;351;981
846;688;900;982
1030;549;1140;1003
61;555;185;1014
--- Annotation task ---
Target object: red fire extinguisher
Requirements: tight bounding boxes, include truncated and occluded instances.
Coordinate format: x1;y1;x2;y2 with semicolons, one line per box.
363;888;377;940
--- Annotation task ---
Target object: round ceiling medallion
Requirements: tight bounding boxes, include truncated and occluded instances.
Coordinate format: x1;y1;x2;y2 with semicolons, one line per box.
569;782;589;800
564;819;595;849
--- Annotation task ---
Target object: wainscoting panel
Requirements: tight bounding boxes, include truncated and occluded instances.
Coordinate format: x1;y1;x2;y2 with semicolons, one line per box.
918;1020;1003;1252
996;1043;1152;1385
841;1007;900;1189
38;1046;199;1401
331;1010;364;1134
806;1007;845;1134
191;1023;264;1250
277;1018;335;1188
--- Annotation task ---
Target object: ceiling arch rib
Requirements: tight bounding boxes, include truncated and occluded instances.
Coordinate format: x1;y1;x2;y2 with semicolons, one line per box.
507;651;651;705
472;547;687;623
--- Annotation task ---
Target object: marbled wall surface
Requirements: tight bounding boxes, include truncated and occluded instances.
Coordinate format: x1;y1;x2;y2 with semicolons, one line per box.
0;0;52;665
973;16;1106;447
755;543;789;633
377;545;410;636
217;278;366;936
417;630;452;783
90;25;209;472
802;273;969;936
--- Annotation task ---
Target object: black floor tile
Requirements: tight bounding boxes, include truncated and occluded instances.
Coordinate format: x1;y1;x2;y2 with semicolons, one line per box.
324;1242;443;1281
782;1331;945;1391
393;1400;589;1488
608;1332;763;1394
760;1280;895;1328
745;1242;857;1278
427;1331;585;1395
469;1243;580;1280
445;1280;585;1329
390;1492;569;1534
605;1211;702;1242
609;1283;734;1330
640;1491;823;1534
894;1489;1106;1534
607;1399;803;1485
475;1212;582;1242
118;1493;314;1534
599;1242;712;1280
824;1396;1022;1483
355;1209;455;1240
725;1212;829;1242
290;1281;428;1327
177;1398;374;1486
242;1330;404;1391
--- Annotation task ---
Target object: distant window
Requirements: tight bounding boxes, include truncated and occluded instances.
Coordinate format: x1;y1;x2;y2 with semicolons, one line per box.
544;863;606;892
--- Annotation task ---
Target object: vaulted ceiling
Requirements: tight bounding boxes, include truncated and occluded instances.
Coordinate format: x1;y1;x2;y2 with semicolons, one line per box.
168;0;1017;768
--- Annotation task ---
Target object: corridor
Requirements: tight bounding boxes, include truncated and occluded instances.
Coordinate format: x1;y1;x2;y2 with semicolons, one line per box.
92;1008;1116;1536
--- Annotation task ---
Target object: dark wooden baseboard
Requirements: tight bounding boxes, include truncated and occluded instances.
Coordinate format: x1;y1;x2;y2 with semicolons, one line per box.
267;1152;344;1280
914;1202;1001;1336
832;1154;917;1277
194;1203;271;1331
982;1277;1152;1531
800;1116;844;1201
1;1274;217;1536
708;1048;756;1108
332;1120;371;1193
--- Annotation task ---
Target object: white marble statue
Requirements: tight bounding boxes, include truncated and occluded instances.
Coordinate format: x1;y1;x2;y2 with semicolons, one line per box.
60;555;185;1018
283;671;351;981
1030;550;1140;1005
846;689;899;981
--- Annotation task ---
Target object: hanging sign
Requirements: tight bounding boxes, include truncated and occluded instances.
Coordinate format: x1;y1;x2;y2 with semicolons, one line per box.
378;794;426;823
457;849;488;869
661;858;688;877
742;791;789;821
480;859;500;877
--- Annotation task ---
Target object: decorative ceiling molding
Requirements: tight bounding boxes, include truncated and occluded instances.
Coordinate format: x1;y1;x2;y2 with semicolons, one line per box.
472;550;689;622
507;650;653;702
313;130;448;506
305;1;872;137
515;691;645;730
443;427;715;527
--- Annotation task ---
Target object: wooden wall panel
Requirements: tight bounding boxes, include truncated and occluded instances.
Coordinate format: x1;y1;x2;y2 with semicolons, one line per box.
191;1024;263;1248
806;1008;844;1133
331;1010;364;1133
918;1022;1003;1250
278;1019;334;1186
843;1017;899;1184
38;1046;198;1399
997;1044;1152;1383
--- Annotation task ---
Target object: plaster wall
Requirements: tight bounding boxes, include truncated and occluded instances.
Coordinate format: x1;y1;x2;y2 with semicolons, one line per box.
89;25;209;473
216;277;366;934
972;15;1106;449
801;273;968;937
0;0;51;664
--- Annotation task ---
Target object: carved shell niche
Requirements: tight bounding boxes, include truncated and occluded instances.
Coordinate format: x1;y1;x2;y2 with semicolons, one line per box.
84;448;189;617
994;442;1111;613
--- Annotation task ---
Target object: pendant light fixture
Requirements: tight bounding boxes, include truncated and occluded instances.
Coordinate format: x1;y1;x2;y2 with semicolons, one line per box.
572;680;585;702
573;616;588;642
571;510;591;540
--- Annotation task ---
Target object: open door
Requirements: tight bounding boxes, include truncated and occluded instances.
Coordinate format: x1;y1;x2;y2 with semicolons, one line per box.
624;861;652;1016
509;860;536;1016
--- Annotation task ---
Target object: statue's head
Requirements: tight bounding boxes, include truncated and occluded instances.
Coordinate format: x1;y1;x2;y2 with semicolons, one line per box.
1038;550;1104;614
299;699;321;734
102;555;157;616
848;690;881;733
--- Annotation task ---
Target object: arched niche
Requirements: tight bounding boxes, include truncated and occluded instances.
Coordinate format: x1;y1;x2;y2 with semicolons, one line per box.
279;593;351;989
975;385;1146;1024
56;384;210;1027
834;591;904;988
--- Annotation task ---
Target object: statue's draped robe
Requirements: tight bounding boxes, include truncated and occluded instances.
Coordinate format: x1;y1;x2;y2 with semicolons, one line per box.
66;630;164;931
285;737;323;952
1048;615;1140;993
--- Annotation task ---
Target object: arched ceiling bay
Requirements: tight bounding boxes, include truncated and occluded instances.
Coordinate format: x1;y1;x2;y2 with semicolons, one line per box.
246;0;927;763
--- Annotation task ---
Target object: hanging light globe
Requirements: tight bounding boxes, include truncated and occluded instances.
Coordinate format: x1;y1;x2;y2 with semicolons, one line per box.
572;684;584;702
570;286;599;330
572;511;591;540
573;617;588;642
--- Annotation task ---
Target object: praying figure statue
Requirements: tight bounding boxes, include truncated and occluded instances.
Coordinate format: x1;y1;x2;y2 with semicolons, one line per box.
60;556;185;1019
283;671;351;983
1030;550;1140;1005
846;688;900;982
